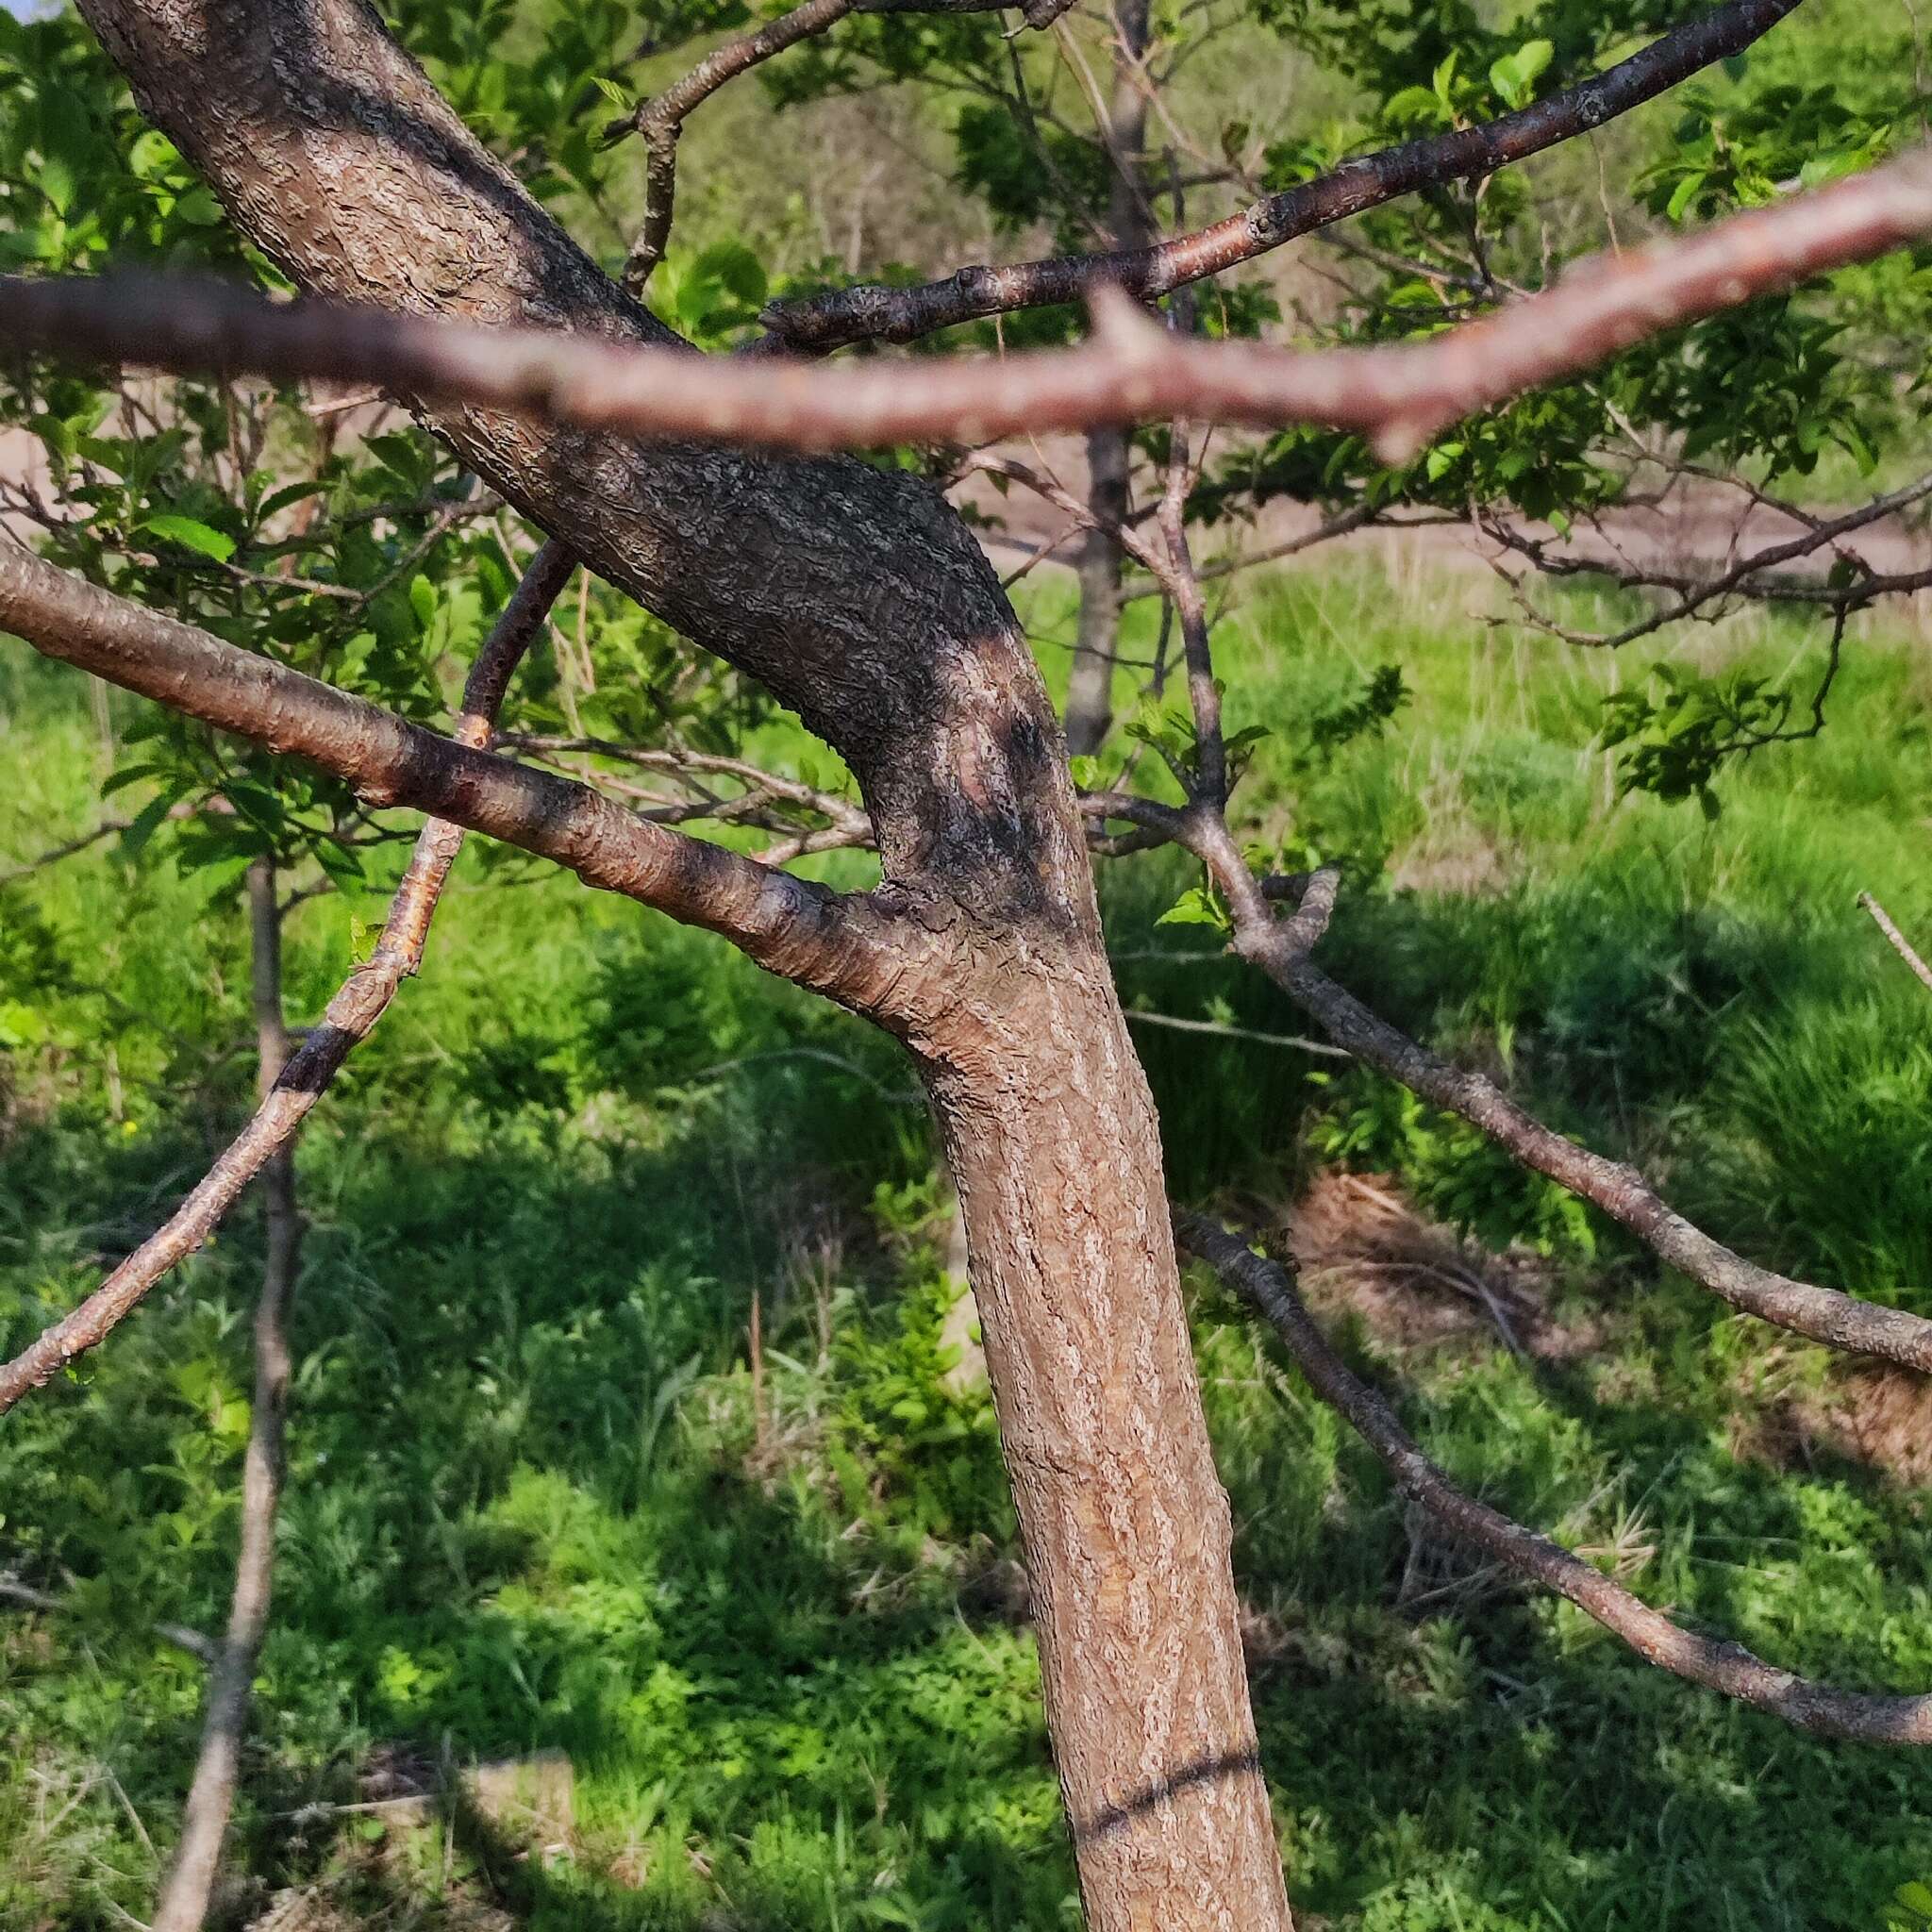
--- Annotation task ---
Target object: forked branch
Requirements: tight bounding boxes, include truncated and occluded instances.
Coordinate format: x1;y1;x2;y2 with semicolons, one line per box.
617;0;1081;292
1180;1214;1932;1744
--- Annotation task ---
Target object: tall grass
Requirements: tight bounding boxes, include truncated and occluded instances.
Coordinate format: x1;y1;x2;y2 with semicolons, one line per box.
4;558;1931;1930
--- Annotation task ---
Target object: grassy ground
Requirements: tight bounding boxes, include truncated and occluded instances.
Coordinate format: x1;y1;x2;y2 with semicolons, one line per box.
3;556;1931;1931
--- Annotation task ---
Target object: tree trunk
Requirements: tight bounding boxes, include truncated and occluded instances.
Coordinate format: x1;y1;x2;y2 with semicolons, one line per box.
922;958;1289;1928
74;5;1291;1923
1063;0;1152;759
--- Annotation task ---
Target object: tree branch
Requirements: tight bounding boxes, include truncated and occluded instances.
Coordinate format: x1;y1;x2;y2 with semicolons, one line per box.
1223;872;1932;1374
1180;1213;1932;1744
760;0;1808;348
0;541;575;1420
615;0;1085;292
0;540;907;1024
1860;891;1932;994
151;858;304;1932
618;0;858;293
8;142;1928;458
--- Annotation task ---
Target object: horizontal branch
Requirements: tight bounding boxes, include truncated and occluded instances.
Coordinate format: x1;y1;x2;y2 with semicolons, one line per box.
5;148;1925;458
1180;1214;1932;1744
0;541;909;1017
761;0;1806;348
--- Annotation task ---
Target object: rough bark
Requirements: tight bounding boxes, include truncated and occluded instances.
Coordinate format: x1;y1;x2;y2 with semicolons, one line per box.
67;2;1291;1924
1064;0;1152;758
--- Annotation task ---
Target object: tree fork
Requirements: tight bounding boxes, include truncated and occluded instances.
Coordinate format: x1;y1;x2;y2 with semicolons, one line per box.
67;0;1291;1922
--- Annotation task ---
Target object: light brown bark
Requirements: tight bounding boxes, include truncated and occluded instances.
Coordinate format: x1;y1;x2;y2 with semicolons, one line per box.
152;860;301;1932
67;2;1292;1924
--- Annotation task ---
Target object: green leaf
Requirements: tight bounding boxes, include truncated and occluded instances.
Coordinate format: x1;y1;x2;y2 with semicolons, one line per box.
408;573;438;633
142;513;235;562
1156;885;1229;932
1897;1883;1932;1919
120;791;177;858
1665;171;1707;224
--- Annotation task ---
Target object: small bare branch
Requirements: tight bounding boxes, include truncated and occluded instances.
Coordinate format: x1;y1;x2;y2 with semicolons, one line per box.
1860;891;1932;994
1180;1213;1932;1744
0;541;576;1419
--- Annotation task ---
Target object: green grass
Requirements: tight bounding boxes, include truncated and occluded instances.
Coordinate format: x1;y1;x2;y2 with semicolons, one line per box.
4;558;1932;1930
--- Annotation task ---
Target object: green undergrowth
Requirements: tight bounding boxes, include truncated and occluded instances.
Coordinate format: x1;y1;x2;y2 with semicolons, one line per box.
4;558;1931;1929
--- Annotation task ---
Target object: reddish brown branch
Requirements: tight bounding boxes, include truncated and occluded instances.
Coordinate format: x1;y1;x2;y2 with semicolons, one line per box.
1180;1213;1932;1744
1860;891;1932;994
6;146;1926;456
0;541;575;1421
761;0;1807;348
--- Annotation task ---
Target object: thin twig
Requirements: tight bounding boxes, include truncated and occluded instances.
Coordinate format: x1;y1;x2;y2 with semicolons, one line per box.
1859;891;1932;993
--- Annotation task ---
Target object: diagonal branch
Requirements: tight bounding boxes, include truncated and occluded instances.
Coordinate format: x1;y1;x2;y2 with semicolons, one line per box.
0;540;908;1019
1218;867;1932;1374
760;0;1807;348
1180;1213;1932;1745
1860;891;1932;994
0;541;575;1421
8;142;1930;457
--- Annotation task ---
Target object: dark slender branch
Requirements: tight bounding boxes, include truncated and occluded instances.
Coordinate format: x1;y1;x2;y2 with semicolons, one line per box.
1860;891;1932;993
1180;1213;1932;1745
760;0;1808;348
619;0;858;293
0;541;576;1420
6;148;1931;456
1120;502;1383;602
0;1571;216;1664
1490;472;1932;646
0;818;128;884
